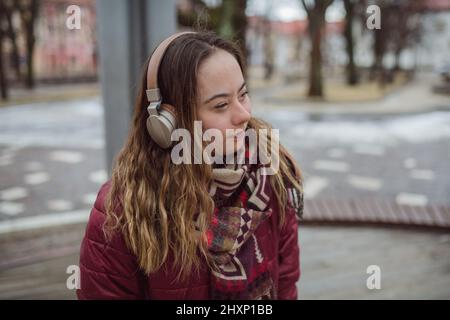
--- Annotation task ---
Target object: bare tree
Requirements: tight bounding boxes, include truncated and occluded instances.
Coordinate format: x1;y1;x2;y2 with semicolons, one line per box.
370;1;393;85
178;0;213;29
2;0;21;81
219;0;248;61
301;0;334;97
15;0;39;89
178;0;248;73
0;0;9;100
389;0;423;72
262;17;274;80
370;0;423;85
343;0;366;85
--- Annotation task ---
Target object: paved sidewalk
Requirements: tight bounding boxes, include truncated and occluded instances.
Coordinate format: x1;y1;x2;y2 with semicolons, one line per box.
0;80;449;299
1;223;448;299
1;81;450;229
252;74;450;115
0;83;100;108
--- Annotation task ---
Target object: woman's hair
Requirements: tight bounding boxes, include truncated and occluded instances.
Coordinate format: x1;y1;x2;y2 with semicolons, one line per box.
104;31;303;281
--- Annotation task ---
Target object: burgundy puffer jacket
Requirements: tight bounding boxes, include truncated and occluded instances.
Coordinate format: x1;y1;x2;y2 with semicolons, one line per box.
77;181;300;300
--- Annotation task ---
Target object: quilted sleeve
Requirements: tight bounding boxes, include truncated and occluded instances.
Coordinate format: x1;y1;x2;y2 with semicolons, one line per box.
277;204;300;300
77;183;147;299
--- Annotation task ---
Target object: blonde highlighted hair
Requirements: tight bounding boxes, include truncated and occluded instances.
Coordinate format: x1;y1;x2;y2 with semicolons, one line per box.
103;32;302;282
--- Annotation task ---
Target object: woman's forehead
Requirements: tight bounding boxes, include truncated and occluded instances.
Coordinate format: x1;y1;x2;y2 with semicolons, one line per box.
197;49;244;96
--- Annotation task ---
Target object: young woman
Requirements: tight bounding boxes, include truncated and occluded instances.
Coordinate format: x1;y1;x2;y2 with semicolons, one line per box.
77;31;303;300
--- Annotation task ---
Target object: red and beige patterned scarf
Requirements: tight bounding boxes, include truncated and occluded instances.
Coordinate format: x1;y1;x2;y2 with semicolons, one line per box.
204;144;302;300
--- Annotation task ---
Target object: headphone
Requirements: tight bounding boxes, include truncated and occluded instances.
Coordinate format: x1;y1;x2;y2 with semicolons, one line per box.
145;31;195;149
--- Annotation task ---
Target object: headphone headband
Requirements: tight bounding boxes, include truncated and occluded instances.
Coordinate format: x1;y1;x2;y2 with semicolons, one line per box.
146;31;195;103
145;31;196;149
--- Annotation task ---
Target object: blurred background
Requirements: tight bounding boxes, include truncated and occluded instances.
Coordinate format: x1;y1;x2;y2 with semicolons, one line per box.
0;0;449;299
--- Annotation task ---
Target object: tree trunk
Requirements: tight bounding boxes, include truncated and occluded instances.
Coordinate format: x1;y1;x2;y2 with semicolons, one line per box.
0;31;8;100
263;18;274;80
219;0;234;39
219;0;247;75
18;0;39;89
220;0;247;57
25;37;35;88
4;5;21;81
232;0;248;61
344;0;358;85
309;20;323;96
394;48;402;72
371;26;384;84
301;0;333;98
0;2;9;100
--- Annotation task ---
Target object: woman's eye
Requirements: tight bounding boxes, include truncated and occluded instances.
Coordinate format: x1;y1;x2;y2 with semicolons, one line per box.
240;91;249;99
214;103;227;109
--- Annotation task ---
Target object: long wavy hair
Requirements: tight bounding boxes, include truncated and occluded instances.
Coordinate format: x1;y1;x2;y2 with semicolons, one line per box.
103;32;303;281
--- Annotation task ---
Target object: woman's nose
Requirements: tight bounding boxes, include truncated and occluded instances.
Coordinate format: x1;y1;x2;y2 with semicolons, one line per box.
231;100;251;126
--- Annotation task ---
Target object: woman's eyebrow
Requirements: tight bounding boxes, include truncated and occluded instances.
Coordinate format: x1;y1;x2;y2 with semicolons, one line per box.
203;82;246;104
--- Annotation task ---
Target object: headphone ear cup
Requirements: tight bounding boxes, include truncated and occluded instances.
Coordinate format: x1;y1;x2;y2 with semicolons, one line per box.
146;104;177;149
159;104;177;128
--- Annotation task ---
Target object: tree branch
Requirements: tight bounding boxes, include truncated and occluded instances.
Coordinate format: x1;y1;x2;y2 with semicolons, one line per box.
300;0;311;16
324;0;334;9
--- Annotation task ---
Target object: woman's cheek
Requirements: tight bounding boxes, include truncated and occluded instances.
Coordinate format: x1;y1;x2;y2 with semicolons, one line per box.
245;100;252;114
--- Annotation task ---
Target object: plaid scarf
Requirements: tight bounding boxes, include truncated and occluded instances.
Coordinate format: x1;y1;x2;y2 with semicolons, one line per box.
203;142;303;300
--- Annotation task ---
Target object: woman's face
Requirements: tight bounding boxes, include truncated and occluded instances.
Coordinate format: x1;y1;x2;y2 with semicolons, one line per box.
196;49;252;156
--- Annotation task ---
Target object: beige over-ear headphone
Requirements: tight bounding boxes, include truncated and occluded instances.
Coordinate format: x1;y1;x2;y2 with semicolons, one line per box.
145;31;195;149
